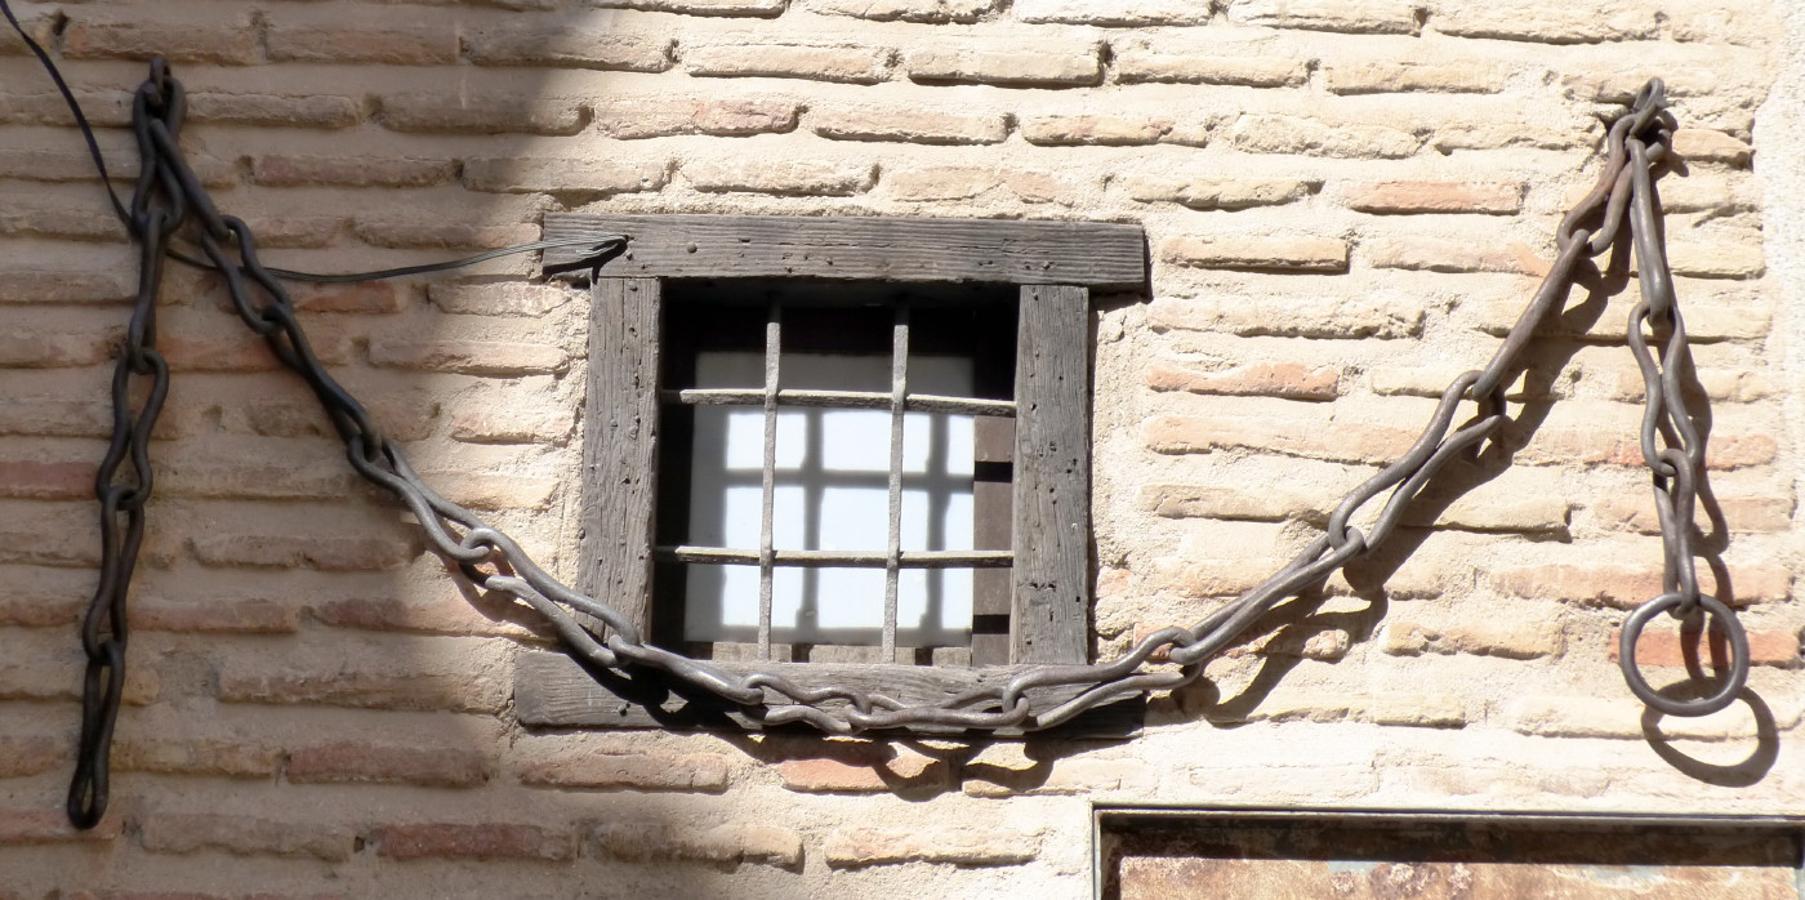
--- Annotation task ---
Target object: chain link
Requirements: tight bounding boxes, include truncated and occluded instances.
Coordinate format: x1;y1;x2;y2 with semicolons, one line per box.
64;63;1753;827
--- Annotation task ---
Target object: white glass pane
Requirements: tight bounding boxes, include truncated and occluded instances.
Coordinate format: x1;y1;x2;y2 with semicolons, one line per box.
683;348;977;646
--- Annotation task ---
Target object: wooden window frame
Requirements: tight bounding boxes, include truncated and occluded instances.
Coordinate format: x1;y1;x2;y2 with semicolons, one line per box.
517;213;1147;733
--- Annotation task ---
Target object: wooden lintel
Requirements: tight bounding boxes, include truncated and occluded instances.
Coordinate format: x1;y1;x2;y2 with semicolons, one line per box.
540;213;1147;290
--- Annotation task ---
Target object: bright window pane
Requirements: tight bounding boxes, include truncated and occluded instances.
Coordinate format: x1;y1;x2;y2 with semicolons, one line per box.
682;349;976;646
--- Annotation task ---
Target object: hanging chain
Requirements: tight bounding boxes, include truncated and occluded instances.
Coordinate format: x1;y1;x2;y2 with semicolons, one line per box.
59;61;1750;828
66;61;190;830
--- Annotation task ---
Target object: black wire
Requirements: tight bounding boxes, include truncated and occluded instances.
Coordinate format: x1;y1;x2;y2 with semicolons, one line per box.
0;0;623;283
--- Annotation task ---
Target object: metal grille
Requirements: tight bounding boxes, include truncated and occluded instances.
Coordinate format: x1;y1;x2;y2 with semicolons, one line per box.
655;299;1016;661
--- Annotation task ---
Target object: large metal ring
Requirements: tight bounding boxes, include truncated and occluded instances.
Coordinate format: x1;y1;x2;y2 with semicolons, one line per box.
1619;592;1749;717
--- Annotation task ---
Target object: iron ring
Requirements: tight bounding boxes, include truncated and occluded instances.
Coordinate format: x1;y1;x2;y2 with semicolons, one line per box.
1619;592;1749;717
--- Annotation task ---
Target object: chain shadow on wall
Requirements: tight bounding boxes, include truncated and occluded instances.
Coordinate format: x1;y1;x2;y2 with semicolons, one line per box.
1144;236;1777;787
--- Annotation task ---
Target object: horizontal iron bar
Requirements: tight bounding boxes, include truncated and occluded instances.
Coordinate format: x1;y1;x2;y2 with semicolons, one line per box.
663;388;1015;417
659;546;1014;568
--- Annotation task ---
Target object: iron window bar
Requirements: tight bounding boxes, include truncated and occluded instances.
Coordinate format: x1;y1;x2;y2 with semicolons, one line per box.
668;299;1011;660
658;547;1015;568
662;388;1015;417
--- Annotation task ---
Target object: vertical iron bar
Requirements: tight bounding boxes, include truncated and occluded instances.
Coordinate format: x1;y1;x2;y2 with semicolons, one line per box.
758;304;781;659
883;306;909;660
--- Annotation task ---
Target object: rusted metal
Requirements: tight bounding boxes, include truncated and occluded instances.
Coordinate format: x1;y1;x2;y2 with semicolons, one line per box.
24;50;1752;828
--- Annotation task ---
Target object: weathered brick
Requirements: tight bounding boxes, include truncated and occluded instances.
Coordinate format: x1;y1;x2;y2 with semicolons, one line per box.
0;268;135;305
592;821;802;868
1226;0;1421;34
374;823;576;861
0;327;118;368
1491;560;1790;608
448;401;575;443
63;15;261;65
287;741;493;787
1672;129;1752;166
309;592;537;637
1021;114;1171;146
805;0;996;23
379;94;586;135
352;220;540;251
594;96;798;139
1591;493;1794;535
884;165;1078;204
1667;239;1765;279
1140;482;1310;522
1149;293;1424;340
1611;623;1800;669
191;530;417;571
430;473;559;511
1014;0;1211;25
812;104;1008;144
114;738;282;778
0;565;87;626
218;643;509;713
685;37;893;83
267;22;458;65
1341;181;1523;214
1230;114;1422;159
461;156;669;197
187;92;364;129
428;282;576;318
1434;119;1594;153
1383;610;1565;659
1326;61;1502;95
1500;694;1779;740
139;813;357;862
517;752;731;791
774;744;951;793
0;11;54;56
0;197;124;242
0;808;124;844
1161;235;1349;273
162;327;351;373
368;338;566;376
1123;176;1315;210
0;148;229;188
1404;486;1572;534
250;156;458;189
962;744;1155;797
824;822;1042;868
1146;414;1415;464
0;459;91;500
1366;236;1548;275
0;735;63;777
0;90;135;128
0;499;178;570
905;40;1103;87
1113;36;1309;87
591;0;786;13
287;282;412;315
1430;2;1658;44
1146;361;1340;401
131;597;300;634
236;390;439;442
466;27;673;71
682;159;876;196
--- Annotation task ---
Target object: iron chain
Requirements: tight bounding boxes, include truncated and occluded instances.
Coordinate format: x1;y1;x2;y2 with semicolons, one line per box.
62;63;1751;828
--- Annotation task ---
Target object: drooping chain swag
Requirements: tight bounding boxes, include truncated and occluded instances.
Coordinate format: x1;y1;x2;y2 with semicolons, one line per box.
15;50;1748;828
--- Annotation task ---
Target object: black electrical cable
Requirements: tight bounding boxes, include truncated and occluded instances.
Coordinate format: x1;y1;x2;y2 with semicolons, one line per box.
0;0;623;283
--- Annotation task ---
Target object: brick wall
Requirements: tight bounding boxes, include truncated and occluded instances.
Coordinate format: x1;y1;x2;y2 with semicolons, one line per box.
1;0;1799;896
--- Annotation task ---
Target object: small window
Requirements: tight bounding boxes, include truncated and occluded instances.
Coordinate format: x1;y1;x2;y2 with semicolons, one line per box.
652;282;1016;665
530;213;1146;731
